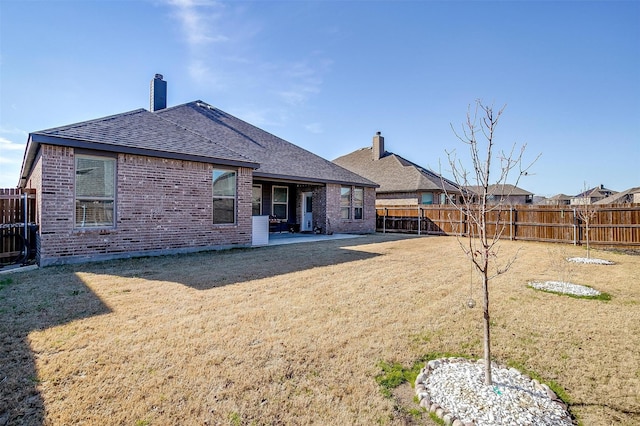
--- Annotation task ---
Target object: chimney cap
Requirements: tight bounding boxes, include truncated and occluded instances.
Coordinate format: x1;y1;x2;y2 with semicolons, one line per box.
376;131;382;136
154;73;164;80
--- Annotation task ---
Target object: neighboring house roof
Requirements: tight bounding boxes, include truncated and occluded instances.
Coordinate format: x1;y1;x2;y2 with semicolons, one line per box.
20;101;376;188
594;186;640;204
573;185;616;199
332;147;459;194
465;184;533;197
549;193;572;201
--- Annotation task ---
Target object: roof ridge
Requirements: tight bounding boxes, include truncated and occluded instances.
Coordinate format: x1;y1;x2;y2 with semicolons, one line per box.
34;108;147;134
154;102;254;163
185;102;377;186
390;151;460;189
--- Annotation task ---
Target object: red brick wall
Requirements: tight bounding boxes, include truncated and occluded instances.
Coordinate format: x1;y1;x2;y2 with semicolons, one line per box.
324;184;376;234
30;146;253;266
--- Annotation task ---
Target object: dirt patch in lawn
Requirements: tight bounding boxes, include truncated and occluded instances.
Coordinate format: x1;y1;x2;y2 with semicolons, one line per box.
1;234;638;425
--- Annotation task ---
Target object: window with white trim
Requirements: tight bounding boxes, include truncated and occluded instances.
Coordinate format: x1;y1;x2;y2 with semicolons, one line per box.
252;184;262;216
340;186;351;219
212;169;236;224
75;154;116;228
272;186;288;220
354;187;364;219
421;192;434;205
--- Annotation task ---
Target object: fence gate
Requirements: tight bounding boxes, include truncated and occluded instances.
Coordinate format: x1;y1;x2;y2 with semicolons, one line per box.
1;188;37;267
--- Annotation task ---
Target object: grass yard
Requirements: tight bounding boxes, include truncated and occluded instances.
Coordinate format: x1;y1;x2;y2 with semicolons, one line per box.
1;234;639;425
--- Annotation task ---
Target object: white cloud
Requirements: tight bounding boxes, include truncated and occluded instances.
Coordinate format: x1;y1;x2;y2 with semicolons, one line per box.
305;123;323;134
167;0;228;47
0;136;25;152
276;85;320;106
165;1;333;127
0;137;25;187
188;60;213;84
274;58;332;106
0;126;28;136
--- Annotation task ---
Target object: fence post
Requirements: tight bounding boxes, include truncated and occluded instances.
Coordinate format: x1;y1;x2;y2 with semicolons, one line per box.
509;207;513;240
383;208;387;234
23;191;28;235
417;206;421;236
572;208;577;245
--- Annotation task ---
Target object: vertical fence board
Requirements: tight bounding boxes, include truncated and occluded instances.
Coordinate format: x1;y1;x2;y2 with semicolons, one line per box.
376;203;640;247
1;188;37;264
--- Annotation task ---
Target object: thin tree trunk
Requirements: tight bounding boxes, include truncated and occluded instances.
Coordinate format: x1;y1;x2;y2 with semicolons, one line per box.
480;193;493;385
482;254;492;385
586;221;591;258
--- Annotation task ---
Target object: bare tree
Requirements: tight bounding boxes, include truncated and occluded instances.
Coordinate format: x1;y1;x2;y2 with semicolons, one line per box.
575;183;598;258
444;100;537;385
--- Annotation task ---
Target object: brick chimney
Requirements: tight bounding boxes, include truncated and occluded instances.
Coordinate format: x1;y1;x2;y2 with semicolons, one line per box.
372;131;384;160
150;74;167;112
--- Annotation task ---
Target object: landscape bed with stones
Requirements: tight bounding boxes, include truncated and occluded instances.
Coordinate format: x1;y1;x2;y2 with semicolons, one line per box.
414;255;614;425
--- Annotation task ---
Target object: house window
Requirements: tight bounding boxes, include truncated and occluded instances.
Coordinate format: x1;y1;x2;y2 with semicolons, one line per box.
252;184;262;216
272;186;288;220
439;193;455;205
421;193;434;205
75;154;116;228
354;187;364;220
340;186;351;219
213;169;236;224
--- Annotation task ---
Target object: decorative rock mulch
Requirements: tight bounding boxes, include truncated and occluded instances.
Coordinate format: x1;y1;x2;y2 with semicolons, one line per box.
415;357;575;426
566;257;614;265
528;281;602;297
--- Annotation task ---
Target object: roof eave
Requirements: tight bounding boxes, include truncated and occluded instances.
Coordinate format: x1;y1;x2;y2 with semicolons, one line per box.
253;171;378;188
26;133;260;171
18;134;38;188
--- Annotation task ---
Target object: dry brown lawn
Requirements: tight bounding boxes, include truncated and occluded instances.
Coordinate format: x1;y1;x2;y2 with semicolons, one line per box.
1;234;639;425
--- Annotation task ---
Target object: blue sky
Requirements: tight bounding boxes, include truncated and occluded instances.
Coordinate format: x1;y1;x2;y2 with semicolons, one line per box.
1;0;638;196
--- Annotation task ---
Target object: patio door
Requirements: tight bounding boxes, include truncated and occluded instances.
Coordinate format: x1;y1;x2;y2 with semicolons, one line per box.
301;192;313;231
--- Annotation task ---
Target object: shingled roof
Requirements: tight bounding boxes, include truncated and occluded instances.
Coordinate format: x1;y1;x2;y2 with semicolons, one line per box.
156;102;376;186
332;146;459;193
465;184;533;197
594;186;639;204
20;101;376;188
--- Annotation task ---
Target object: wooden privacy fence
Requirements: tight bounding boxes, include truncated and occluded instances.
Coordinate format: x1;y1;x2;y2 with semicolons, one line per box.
376;204;640;247
1;188;37;265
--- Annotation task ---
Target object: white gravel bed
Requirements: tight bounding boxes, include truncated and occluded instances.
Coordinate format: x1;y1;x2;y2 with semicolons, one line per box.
566;257;614;265
415;358;575;426
528;281;601;297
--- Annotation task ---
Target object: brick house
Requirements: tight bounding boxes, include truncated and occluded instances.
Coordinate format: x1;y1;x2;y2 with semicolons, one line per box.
465;184;534;205
333;132;461;206
570;185;617;205
18;75;377;266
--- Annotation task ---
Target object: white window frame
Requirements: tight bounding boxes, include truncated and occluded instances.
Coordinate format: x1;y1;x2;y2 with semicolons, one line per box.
421;192;434;205
212;169;237;225
272;186;289;220
340;186;351;219
252;184;263;216
75;153;116;228
354;187;364;220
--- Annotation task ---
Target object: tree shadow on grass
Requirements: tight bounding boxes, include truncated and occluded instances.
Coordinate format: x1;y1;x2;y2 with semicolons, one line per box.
0;271;111;426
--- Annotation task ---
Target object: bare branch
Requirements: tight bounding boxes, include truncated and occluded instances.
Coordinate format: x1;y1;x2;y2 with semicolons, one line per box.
443;99;539;386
